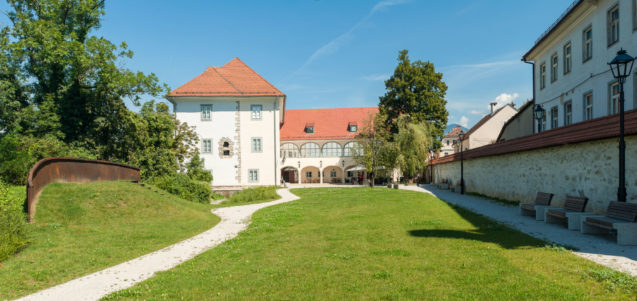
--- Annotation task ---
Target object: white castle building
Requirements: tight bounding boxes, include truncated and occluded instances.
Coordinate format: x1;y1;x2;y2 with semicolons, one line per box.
168;58;372;189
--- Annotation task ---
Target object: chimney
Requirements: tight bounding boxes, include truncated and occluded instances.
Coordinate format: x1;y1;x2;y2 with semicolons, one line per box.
490;102;497;114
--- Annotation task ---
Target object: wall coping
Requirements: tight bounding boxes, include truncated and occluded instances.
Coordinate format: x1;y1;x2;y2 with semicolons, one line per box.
432;109;637;165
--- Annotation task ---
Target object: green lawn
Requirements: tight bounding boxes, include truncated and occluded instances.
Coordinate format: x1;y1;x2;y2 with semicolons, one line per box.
0;181;219;300
105;187;636;300
211;186;281;208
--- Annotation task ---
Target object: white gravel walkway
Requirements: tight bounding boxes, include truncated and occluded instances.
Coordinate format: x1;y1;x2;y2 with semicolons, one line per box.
405;184;637;277
17;189;299;301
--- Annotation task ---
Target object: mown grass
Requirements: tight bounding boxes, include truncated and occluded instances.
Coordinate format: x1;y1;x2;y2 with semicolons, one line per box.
0;181;219;300
212;186;280;208
106;187;636;300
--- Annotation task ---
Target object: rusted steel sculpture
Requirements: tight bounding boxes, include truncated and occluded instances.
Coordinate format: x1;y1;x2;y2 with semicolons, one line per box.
26;157;141;221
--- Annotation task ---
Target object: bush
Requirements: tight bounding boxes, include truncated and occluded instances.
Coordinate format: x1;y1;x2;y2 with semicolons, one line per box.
0;181;27;261
228;186;279;204
151;173;212;203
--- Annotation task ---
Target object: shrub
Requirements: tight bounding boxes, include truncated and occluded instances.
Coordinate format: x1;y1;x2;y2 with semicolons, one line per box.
0;180;27;261
151;173;212;203
228;186;279;204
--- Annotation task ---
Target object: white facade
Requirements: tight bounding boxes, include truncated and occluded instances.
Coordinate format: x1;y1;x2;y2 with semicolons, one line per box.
171;96;284;188
463;105;517;150
526;0;637;132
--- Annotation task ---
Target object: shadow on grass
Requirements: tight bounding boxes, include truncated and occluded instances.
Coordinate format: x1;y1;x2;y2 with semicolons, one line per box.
408;204;546;250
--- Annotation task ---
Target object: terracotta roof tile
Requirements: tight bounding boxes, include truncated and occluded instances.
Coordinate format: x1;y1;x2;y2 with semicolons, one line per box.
432;109;637;165
281;107;378;140
444;126;463;138
168;58;285;97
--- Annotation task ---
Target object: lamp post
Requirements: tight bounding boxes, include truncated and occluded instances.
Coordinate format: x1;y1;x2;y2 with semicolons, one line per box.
458;130;466;194
608;48;635;203
534;105;546;133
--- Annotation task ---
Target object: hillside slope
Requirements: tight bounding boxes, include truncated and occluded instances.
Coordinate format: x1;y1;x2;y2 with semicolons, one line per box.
0;181;219;300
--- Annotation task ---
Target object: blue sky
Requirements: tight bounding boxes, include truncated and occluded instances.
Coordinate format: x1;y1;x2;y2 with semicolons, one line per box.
1;0;574;128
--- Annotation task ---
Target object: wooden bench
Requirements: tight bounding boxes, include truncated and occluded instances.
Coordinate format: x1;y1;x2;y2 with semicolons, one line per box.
519;192;554;221
544;195;589;230
581;202;637;245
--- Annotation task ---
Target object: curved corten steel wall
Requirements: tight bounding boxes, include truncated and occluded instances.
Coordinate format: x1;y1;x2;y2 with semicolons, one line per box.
26;157;140;221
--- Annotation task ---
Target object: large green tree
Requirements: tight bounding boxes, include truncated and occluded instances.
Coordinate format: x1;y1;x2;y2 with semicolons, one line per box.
378;49;448;148
0;0;167;142
394;115;433;181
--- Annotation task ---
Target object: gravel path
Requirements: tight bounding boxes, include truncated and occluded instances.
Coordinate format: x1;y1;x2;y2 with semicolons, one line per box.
404;184;637;276
17;189;299;301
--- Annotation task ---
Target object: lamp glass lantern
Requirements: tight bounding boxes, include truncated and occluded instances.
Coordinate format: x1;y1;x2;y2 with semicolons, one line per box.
609;49;635;82
458;130;465;142
534;105;545;121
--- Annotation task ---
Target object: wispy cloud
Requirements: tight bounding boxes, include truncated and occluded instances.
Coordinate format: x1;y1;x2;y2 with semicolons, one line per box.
492;92;519;108
469;109;484;115
295;0;408;73
362;73;389;81
459;116;469;128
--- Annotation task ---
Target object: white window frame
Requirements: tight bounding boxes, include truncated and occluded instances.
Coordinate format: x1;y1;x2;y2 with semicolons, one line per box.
322;142;343;157
583;26;593;62
248;169;259;183
251;137;262;153
301;143;321;158
609;81;620;115
550;53;558;83
564;101;572;126
201;104;212;121
280;143;299;158
584;92;594;121
550;106;559;129
251;104;262;120
305;171;312;178
563;42;572;75
329;169;337;178
608;4;619;46
202;139;212;153
539;62;546;90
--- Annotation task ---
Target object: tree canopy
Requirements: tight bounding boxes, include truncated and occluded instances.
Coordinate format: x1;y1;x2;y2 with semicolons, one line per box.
378;49;448;148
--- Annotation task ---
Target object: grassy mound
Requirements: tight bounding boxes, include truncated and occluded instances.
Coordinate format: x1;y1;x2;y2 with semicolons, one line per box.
107;187;636;300
212;186;280;208
0;181;219;300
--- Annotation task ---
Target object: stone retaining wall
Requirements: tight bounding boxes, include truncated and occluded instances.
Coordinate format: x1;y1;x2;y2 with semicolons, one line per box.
433;136;637;214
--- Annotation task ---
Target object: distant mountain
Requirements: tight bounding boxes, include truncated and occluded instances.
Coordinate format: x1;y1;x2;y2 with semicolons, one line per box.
445;124;468;135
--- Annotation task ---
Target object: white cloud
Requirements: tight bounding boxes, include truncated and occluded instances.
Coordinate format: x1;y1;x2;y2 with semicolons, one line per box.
469;109;484;115
459;116;469;128
296;0;408;73
362;73;389;81
492;92;519;109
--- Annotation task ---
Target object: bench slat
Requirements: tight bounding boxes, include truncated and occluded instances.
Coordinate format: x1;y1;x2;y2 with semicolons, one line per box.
607;202;637;222
563;195;588;212
535;192;554;206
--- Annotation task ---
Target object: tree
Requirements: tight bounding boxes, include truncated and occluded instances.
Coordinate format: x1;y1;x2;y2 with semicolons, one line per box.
378;49;448;148
0;0;167;142
394;115;433;181
354;113;396;187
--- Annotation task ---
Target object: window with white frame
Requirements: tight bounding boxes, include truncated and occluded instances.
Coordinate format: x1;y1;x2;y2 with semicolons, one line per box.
280;143;299;158
564;101;572;126
251;104;262;120
343;142;361;157
610;81;620;114
305;171;312;178
202;139;212;153
583;26;593;62
608;5;619;46
550;106;559;129
220;139;232;158
563;42;572;74
251;137;262;153
300;143;320;158
248;169;259;182
540;62;546;89
322;142;342;157
551;53;558;82
584;92;594;121
329;169;337;178
201;104;212;121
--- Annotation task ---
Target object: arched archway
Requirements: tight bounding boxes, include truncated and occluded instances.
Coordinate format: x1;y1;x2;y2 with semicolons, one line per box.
301;166;320;183
344;165;366;185
281;166;299;184
322;166;344;184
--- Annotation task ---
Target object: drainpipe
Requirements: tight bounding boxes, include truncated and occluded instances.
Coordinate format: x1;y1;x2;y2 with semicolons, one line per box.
523;59;536;134
273;98;278;186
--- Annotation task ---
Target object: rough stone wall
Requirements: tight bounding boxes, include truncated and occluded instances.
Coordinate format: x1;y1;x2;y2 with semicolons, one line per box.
433;136;637;214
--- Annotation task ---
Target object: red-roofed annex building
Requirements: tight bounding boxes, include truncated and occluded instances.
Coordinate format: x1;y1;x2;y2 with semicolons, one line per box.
167;58;375;189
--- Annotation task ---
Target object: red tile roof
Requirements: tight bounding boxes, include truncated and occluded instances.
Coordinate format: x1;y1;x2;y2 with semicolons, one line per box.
281;107;378;140
431;109;637;165
168;58;285;97
444;126;463;138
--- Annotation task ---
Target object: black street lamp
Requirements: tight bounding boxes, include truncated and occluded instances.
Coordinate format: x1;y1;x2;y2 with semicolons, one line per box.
534;105;545;133
458;130;466;194
608;48;635;203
